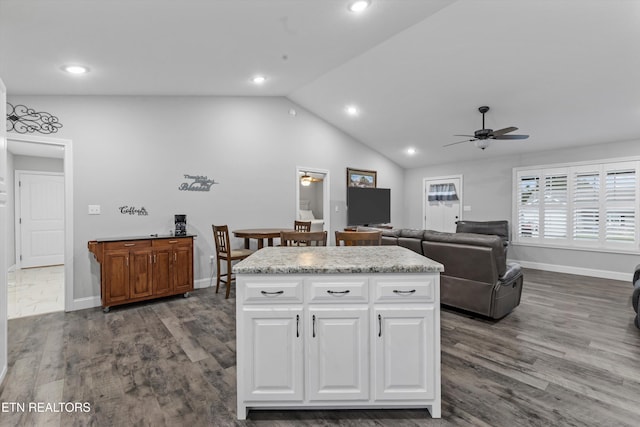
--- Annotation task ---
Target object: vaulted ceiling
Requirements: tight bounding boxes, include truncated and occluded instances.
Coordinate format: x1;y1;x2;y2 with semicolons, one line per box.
2;0;639;168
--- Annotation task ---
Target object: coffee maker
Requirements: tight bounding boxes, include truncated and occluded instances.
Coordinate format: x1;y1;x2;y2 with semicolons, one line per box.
174;214;187;236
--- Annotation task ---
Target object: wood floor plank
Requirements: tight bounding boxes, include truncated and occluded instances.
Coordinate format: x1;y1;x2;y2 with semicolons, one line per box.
1;267;640;426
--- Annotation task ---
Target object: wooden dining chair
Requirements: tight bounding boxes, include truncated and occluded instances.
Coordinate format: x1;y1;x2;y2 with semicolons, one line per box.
335;230;382;246
280;231;328;247
213;225;254;298
294;220;312;232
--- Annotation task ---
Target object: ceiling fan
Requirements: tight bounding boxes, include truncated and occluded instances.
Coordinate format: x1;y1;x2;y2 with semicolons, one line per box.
300;171;323;186
445;106;529;150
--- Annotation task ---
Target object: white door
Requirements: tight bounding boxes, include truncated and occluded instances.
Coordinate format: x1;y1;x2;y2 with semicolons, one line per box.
374;307;435;400
242;308;303;401
17;172;64;268
308;307;369;401
424;176;462;232
0;78;8;383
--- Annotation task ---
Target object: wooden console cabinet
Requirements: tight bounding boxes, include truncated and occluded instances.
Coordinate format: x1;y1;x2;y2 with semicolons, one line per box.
88;235;194;312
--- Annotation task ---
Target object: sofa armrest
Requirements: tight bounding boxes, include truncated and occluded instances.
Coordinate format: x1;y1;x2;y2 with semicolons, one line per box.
499;262;522;284
634;264;640;286
633;281;640;314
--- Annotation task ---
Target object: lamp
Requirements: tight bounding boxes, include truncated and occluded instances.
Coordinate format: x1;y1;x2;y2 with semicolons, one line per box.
300;173;312;186
474;140;490;150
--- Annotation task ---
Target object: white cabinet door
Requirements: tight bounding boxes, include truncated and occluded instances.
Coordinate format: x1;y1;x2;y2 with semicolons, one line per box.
308;307;369;401
374;307;435;400
242;308;303;401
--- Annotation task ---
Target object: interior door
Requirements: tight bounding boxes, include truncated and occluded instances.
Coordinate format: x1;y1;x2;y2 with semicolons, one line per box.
0;77;8;384
17;172;64;268
424;177;462;232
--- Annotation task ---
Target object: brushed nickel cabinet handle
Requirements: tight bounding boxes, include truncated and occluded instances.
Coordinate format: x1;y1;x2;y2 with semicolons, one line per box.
312;315;316;338
296;314;300;338
124;243;135;247
393;289;417;295
169;240;178;244
378;314;382;337
174;253;177;262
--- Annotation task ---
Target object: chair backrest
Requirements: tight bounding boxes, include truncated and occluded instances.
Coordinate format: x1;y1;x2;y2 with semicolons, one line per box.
280;231;327;247
335;230;382;246
294;220;312;232
213;225;231;255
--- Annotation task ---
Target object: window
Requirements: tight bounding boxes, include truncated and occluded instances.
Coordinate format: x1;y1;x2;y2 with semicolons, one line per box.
513;159;639;252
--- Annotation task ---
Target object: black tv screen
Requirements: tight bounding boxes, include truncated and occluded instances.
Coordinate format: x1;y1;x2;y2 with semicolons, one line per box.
347;187;391;226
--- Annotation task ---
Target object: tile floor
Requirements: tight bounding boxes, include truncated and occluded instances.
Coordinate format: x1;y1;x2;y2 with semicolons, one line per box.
7;265;64;319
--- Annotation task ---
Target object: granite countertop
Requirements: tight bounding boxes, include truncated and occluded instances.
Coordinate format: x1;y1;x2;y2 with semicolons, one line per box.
93;234;197;242
232;246;444;274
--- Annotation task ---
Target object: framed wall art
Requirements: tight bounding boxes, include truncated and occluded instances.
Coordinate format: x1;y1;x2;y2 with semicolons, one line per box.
346;168;377;188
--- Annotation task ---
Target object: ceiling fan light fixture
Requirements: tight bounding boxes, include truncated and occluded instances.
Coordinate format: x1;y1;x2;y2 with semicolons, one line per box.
62;64;89;75
345;105;359;116
300;173;312;186
474;140;490;150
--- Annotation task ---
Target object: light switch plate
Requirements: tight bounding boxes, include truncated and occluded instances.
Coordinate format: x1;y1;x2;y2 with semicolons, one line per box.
88;204;101;215
463;205;471;212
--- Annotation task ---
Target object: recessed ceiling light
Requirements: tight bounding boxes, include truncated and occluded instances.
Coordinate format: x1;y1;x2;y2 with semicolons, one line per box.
348;0;371;13
62;65;89;74
407;147;417;155
345;105;359;116
251;75;266;85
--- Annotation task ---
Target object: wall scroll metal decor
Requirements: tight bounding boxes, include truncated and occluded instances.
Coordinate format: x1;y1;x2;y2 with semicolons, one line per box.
179;174;219;192
119;206;149;216
6;102;63;134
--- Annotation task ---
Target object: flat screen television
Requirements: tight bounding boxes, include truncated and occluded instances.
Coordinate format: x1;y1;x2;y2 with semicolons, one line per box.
347;187;391;226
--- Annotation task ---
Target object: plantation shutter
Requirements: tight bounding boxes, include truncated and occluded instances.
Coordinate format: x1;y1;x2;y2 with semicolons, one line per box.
573;169;600;241
604;166;636;243
517;173;540;238
543;171;568;239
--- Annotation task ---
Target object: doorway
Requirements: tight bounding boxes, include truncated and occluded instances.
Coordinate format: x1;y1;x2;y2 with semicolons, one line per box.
423;175;463;233
295;167;330;233
6;134;73;317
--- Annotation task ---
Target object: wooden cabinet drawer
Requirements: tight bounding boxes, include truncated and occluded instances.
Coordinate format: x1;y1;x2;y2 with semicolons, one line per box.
242;278;303;304
373;276;435;303
103;240;151;250
152;238;192;247
306;277;368;303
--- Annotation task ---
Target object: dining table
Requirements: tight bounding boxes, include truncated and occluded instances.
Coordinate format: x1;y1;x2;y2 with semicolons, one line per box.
232;228;293;250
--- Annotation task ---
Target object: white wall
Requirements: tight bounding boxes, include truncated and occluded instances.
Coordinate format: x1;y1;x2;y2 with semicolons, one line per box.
404;139;640;278
7;96;405;303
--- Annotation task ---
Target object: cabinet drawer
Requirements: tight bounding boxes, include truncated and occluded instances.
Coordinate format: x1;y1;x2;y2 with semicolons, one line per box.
242;279;303;304
103;240;151;250
306;277;368;303
152;238;191;247
373;276;435;303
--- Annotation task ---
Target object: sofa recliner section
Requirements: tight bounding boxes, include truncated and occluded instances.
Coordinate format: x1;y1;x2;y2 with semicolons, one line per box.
361;225;523;319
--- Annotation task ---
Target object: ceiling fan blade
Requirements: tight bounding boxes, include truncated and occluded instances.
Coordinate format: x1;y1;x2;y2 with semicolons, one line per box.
494;134;529;140
491;126;518;137
443;139;475;147
453;134;475;137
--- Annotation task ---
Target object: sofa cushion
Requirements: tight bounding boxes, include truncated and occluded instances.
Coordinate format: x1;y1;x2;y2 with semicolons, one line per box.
423;230;506;276
399;229;425;239
455;220;510;245
398;237;423;254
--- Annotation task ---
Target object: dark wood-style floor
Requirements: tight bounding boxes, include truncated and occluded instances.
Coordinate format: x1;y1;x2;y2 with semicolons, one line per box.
1;268;639;426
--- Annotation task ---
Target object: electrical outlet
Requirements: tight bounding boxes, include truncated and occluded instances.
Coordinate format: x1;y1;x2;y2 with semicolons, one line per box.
210;255;215;263
88;204;101;215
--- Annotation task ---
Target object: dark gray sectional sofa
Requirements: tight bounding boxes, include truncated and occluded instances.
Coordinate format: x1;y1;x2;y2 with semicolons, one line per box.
364;224;523;319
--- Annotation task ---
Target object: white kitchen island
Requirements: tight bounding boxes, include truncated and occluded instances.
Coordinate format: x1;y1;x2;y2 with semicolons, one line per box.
232;246;444;420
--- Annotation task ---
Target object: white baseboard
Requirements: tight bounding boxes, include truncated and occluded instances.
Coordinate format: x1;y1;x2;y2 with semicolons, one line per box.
70;296;101;311
195;277;212;289
509;259;632;282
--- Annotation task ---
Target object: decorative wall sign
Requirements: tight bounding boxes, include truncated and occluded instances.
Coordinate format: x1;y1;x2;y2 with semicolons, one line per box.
6;102;63;134
119;206;149;216
178;174;219;192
